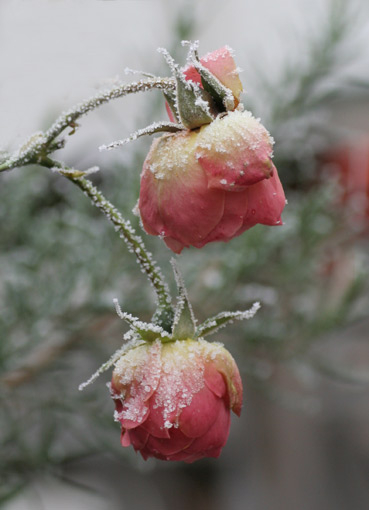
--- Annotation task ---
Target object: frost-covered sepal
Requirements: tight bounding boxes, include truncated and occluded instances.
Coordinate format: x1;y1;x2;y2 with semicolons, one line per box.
158;47;215;130
114;298;172;343
171;259;196;339
196;302;261;338
184;40;235;112
99;122;184;152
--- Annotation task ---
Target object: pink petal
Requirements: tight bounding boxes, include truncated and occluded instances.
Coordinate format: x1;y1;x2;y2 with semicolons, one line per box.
183;46;243;103
179;385;222;438
196;111;274;191
241;166;285;229
158;168;225;248
139;135;226;249
211;352;243;417
145;427;193;456
204;363;227;398
129;427;150;451
117;398;150;430
163;236;185;254
184;399;230;454
198;190;246;246
120;429;131;447
141;399;172;439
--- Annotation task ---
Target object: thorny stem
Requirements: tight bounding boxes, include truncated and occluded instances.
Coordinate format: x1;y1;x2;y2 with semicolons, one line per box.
42;158;174;329
0;77;175;174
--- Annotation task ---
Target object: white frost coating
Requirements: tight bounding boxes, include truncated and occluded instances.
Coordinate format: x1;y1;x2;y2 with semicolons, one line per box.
152;340;204;425
194;95;212;117
195;109;272;160
132;200;140;217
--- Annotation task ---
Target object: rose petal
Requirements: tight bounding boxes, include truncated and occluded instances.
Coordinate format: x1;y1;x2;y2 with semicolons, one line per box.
139;133;225;248
146;427;193;456
120;429;131;448
179;385;222;438
204;363;227;398
241;166;285;229
117;397;150;430
198;191;246;246
196;111;274;191
184;399;230;455
183;46;243;103
129;427;150;451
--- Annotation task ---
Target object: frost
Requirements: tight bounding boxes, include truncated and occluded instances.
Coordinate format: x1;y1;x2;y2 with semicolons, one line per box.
124;67;155;79
194;96;211;116
132;200;140;217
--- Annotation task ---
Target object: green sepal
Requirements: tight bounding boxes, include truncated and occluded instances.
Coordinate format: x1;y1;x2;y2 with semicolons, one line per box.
196;303;261;338
163;90;180;122
114;299;172;343
171;260;196;339
191;56;235;112
174;68;215;129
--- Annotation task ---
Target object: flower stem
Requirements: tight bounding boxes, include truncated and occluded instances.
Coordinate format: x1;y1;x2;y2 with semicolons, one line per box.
0;77;175;174
44;77;176;145
42;158;174;329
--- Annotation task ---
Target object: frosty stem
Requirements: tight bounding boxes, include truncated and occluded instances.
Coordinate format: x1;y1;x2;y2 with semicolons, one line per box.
0;77;176;329
42;157;173;328
0;77;175;174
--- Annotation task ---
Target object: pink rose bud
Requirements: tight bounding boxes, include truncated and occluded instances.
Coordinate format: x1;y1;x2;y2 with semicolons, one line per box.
139;109;285;253
166;45;243;122
110;338;242;463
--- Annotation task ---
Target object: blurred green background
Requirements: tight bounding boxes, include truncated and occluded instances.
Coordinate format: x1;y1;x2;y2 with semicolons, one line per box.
1;1;369;509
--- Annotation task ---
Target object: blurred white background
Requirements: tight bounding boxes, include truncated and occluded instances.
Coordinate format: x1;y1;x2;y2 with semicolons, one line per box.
1;0;368;151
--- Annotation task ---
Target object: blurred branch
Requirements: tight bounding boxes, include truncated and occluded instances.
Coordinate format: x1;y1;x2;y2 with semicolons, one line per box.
1;314;115;388
41;157;174;328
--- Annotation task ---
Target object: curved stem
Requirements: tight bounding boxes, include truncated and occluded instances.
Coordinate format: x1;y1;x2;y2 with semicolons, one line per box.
42;158;173;328
44;77;175;144
0;77;175;174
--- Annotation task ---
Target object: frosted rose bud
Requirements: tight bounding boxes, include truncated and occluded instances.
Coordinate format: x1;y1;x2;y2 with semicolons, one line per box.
110;338;242;463
165;45;243;122
139;110;285;253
